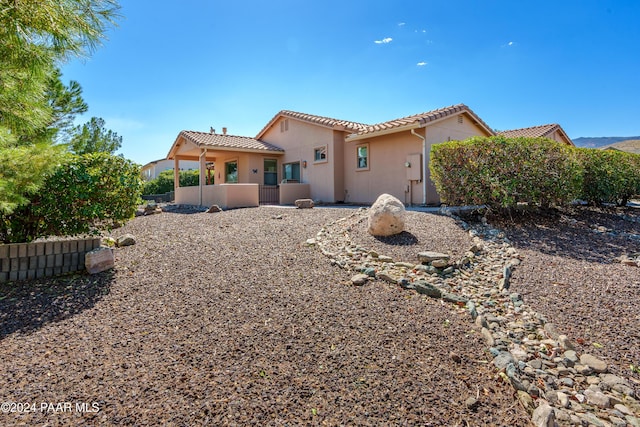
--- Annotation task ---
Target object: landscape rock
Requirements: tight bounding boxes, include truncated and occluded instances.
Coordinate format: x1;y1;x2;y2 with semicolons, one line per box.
295;199;314;209
116;234;136;247
580;353;608;373
532;402;556;427
207;204;223;213
417;251;450;263
367;193;405;236
85;247;114;274
350;274;369;286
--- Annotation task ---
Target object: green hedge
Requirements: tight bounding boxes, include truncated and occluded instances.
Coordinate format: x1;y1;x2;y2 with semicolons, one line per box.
1;153;142;243
430;136;582;210
577;148;640;206
142;169;200;195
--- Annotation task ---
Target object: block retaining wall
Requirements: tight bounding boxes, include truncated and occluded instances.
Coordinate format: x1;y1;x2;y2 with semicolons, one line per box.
0;237;101;283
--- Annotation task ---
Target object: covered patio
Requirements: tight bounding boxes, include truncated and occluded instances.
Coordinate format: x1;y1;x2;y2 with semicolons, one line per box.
167;129;286;209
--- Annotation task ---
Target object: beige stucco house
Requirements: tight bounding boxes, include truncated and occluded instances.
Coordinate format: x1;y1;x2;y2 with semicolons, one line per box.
498;123;574;146
168;104;562;209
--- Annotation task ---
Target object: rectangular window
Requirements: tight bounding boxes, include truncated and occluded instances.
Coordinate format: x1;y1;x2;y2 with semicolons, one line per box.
314;145;327;163
356;144;369;170
282;162;300;182
225;160;238;183
264;159;277;185
280;119;289;132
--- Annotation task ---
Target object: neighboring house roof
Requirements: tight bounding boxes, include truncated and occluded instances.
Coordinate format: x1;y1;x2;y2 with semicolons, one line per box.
167;130;284;159
498;124;573;146
346;104;495;141
256;110;369;139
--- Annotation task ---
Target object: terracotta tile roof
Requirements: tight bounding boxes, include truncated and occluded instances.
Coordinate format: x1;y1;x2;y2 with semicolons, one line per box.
498;124;562;139
350;104;494;137
180;130;284;152
256;110;369;138
498;123;573;146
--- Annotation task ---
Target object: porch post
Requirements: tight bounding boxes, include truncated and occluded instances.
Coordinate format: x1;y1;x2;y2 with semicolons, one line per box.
199;148;207;206
174;157;180;189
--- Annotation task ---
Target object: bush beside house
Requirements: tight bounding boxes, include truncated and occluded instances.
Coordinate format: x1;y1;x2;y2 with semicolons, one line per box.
430;136;640;211
142;169;200;195
430;136;582;210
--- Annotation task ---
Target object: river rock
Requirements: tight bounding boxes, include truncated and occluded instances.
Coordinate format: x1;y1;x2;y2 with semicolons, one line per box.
85;247;114;274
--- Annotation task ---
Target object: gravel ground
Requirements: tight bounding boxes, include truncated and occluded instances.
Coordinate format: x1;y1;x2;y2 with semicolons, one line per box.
1;207;527;426
1;204;638;426
487;206;640;383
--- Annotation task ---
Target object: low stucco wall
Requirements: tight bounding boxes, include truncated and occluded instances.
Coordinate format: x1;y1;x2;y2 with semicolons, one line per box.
280;183;311;205
203;184;259;209
0;237;102;283
175;186;199;205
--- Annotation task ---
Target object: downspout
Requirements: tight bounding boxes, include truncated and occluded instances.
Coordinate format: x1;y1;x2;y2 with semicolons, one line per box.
411;128;427;205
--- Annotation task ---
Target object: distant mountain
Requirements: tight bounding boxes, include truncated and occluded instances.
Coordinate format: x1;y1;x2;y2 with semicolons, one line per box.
572;136;640;148
600;139;640;154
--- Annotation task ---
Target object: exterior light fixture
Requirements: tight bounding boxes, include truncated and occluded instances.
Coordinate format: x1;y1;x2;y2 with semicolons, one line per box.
302;160;307;168
404;161;411;168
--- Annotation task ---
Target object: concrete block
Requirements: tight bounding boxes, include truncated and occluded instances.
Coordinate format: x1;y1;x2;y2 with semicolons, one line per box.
46;254;55;268
17;270;27;281
69;240;78;253
19;257;29;271
85;247;115;274
27;270;36;280
63;253;71;266
29;256;38;270
10;244;19;258
9;271;18;281
55;254;63;267
77;240;85;252
36;269;45;279
0;244;7;259
38;256;46;269
53;241;62;255
45;242;55;255
0;272;7;282
1;259;9;273
71;253;79;268
35;242;45;256
18;244;27;258
27;243;37;257
62;241;70;253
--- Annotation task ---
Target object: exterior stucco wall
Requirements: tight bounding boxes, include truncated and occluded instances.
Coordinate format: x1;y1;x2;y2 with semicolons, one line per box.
209;152;280;185
261;118;340;203
344;114;492;206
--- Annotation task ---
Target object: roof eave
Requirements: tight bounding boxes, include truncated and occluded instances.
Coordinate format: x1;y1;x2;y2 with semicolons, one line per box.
346;122;422;142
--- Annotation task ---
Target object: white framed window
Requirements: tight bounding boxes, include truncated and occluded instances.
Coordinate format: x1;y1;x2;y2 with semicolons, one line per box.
356;143;369;170
280;119;289;132
313;145;328;163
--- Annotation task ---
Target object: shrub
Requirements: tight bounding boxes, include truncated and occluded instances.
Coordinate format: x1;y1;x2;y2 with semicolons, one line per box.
0;153;142;243
430;136;582;210
577;148;640;206
142;169;200;195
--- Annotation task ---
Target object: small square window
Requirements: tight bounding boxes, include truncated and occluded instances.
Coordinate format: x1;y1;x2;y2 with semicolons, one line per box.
314;146;327;163
356;144;369;170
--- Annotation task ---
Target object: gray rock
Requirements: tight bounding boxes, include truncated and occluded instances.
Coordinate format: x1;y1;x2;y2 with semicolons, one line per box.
580;353;608;373
532;402;556;427
412;281;442;298
85;247;114;274
367;193;405;236
206;204;222;213
431;259;449;268
295;198;315;209
116;233;136;247
584;387;610;408
493;351;515;370
350;274;369;286
417;251;450;263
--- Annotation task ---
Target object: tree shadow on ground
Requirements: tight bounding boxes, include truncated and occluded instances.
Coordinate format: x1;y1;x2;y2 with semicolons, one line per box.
0;270;113;340
485;206;640;264
374;231;419;246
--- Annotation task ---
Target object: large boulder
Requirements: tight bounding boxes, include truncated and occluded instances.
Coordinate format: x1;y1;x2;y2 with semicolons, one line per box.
367;193;405;236
295;199;314;209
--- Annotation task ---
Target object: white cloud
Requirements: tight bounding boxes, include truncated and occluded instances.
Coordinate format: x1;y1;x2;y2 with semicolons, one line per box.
417;61;427;66
374;37;393;44
398;22;406;26
508;41;514;46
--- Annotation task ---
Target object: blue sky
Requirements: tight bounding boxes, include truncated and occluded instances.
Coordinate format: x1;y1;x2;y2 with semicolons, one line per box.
60;0;640;165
